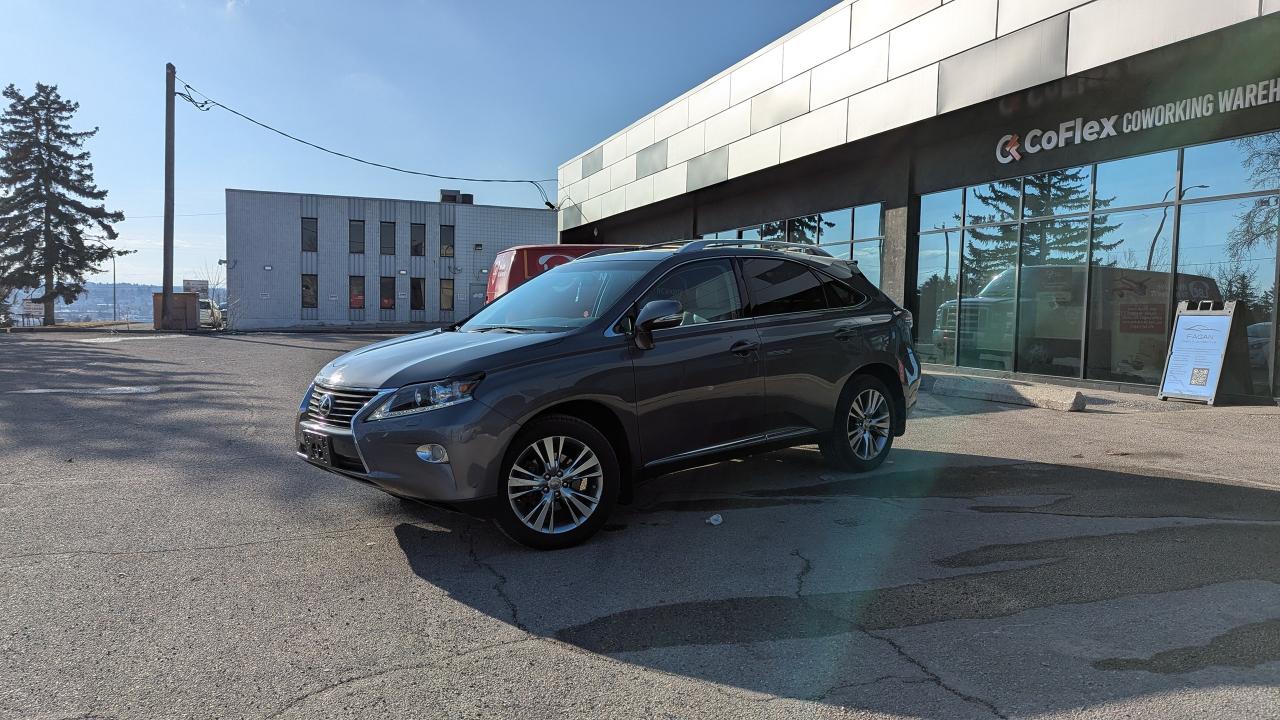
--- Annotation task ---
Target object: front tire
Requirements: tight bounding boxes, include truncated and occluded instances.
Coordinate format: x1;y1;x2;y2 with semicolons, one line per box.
492;415;620;550
821;375;896;473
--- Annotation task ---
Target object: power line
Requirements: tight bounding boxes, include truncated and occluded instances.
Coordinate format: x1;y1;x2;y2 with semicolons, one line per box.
173;76;556;207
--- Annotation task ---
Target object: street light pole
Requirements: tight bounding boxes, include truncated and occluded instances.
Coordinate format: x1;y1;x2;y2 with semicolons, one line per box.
161;62;176;328
1146;184;1209;271
112;252;117;322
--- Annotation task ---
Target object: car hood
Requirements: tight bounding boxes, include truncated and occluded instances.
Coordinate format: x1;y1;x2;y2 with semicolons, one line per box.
316;329;563;389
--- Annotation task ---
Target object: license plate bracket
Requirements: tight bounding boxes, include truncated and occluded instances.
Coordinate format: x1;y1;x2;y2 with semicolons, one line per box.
303;431;332;466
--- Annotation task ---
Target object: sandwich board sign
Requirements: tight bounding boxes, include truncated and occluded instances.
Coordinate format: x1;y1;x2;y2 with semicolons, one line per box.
1158;301;1252;405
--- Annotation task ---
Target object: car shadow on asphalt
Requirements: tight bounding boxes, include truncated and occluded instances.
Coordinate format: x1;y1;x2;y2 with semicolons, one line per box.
392;449;1280;715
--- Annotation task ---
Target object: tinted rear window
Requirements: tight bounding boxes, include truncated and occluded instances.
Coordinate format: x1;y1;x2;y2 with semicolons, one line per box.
742;258;826;316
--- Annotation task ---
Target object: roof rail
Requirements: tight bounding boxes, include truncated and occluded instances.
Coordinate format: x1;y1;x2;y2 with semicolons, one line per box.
577;239;694;259
678;239;833;257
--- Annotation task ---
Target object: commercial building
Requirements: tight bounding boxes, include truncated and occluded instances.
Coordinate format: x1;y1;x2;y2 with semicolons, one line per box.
557;0;1280;397
226;189;555;330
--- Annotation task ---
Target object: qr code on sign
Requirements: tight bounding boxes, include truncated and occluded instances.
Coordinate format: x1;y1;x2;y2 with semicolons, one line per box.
1190;367;1209;386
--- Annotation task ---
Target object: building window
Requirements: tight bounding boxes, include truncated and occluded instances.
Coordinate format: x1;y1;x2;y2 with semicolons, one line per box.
440;224;455;257
912;130;1280;393
301;274;318;308
349;220;365;254
410;277;426;310
439;278;454;311
301;217;318;252
380;277;395;309
349;276;365;309
380;221;396;255
410;223;426;256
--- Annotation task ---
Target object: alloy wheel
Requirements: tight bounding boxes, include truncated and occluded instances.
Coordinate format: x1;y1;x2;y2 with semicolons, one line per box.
846;388;891;461
507;435;604;534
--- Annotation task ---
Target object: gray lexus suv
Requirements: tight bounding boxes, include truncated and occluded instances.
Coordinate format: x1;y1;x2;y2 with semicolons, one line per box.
297;240;920;549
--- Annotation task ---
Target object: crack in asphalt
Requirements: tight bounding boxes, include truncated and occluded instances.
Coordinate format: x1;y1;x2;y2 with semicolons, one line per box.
464;524;527;632
862;628;1008;719
790;549;812;598
264;636;539;719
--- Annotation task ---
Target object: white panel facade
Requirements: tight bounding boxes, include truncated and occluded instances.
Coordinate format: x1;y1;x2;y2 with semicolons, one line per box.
730;47;784;105
938;14;1068;114
704;102;752;153
687;76;731;124
997;0;1090;36
810;34;888;110
727;126;781;179
654;99;689;141
667;122;706;166
558;0;1269;231
1066;0;1258;75
847;65;937;141
779;98;848;163
849;0;940;46
887;0;997;79
782;6;851;80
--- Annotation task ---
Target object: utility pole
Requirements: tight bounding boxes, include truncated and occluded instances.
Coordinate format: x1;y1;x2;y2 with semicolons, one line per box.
161;62;176;328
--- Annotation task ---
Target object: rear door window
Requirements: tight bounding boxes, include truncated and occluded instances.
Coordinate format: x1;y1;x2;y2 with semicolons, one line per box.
742;258;827;317
816;272;865;308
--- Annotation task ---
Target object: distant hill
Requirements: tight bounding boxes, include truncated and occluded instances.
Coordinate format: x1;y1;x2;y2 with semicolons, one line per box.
5;282;225;321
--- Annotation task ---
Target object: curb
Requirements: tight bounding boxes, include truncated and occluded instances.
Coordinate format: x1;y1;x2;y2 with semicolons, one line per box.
921;374;1086;412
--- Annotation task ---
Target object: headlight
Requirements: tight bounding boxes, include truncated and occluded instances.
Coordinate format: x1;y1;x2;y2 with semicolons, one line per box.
366;376;482;421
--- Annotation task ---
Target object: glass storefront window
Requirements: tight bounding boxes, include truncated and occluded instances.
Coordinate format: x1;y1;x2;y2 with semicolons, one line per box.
818;208;853;242
739;225;762;240
1176;196;1277;393
958;225;1018;369
965;181;1020;225
854;203;883;239
1183;131;1280;200
852;239;881;287
1086;207;1174;384
915;131;1280;392
787;215;822;244
760;220;785;242
1094;150;1178;210
1016;218;1087;377
1023;166;1091;219
920;188;963;232
915;231;959;364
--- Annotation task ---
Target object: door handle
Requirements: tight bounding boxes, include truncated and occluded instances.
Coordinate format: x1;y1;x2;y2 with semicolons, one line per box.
729;339;759;356
834;328;858;342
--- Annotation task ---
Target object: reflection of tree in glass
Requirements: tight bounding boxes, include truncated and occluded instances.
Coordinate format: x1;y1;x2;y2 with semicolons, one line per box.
1214;258;1274;325
762;215;834;245
1228;134;1280;257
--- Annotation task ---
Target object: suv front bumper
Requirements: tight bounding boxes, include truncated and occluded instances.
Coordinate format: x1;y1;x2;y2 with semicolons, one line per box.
295;387;519;503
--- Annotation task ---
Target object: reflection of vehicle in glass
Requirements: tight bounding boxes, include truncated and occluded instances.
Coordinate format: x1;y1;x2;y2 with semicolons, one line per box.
298;242;918;549
198;298;223;329
486;245;633;303
933;266;1220;379
1247;323;1271;370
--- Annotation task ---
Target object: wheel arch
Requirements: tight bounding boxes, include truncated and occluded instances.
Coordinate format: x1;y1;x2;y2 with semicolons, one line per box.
524;399;637;501
846;361;907;436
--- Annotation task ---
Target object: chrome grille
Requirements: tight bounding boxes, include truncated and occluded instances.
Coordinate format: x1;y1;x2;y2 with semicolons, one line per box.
306;385;381;428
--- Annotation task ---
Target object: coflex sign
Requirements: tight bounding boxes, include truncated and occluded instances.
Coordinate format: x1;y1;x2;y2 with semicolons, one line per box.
996;76;1280;164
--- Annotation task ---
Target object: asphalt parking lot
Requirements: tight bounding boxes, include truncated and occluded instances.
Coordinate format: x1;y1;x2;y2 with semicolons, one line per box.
2;331;1278;719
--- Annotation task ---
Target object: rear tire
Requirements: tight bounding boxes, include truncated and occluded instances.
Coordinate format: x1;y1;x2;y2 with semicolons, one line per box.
492;415;620;550
821;375;896;473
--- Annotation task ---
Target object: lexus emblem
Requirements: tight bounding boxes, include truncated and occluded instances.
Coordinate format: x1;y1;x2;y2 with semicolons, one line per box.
317;393;334;417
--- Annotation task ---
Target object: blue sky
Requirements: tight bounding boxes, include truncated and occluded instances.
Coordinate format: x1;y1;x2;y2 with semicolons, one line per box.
1;0;833;285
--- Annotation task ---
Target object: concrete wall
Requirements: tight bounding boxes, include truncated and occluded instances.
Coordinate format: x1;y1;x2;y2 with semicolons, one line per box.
558;0;1272;232
226;190;555;330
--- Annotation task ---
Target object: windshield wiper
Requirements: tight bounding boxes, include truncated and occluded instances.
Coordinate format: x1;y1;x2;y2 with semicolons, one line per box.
468;325;540;333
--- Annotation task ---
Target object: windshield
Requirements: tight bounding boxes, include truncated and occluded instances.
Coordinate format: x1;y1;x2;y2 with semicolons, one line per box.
978;269;1016;298
460;260;650;332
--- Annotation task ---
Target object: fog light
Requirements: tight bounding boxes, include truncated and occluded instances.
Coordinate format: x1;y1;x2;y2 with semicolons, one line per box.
415;444;449;463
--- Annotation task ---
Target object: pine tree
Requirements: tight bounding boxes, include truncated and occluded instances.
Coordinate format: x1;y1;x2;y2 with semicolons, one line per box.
0;83;123;325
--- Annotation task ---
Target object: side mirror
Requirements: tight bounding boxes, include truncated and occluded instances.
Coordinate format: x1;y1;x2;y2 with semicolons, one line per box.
633;299;682;350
